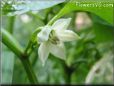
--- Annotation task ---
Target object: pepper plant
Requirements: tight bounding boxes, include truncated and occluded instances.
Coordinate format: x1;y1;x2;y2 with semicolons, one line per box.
1;0;114;84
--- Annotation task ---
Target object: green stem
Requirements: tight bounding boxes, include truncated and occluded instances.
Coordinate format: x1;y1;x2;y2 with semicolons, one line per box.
64;63;73;84
2;29;38;84
24;40;32;55
47;2;69;25
47;14;60;25
20;57;38;84
2;28;23;57
24;28;41;55
7;16;15;34
57;59;73;84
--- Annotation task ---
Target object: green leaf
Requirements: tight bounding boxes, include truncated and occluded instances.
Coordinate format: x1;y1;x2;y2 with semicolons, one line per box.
2;0;65;16
93;22;114;43
1;45;14;84
48;1;113;25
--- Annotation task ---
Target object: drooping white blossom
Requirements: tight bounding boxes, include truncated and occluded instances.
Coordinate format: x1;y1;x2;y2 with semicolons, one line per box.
37;18;80;66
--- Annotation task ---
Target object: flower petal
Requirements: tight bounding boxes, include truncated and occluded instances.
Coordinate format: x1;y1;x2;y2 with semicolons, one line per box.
38;42;50;66
57;30;80;42
52;18;71;31
49;42;66;60
37;26;52;43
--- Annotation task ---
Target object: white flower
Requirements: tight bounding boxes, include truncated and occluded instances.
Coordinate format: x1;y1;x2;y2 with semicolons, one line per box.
37;18;80;66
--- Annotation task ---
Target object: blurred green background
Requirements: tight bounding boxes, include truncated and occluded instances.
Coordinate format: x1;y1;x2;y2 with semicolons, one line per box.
1;0;114;84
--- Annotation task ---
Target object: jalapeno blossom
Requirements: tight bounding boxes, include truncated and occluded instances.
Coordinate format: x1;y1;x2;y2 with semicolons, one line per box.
37;18;80;66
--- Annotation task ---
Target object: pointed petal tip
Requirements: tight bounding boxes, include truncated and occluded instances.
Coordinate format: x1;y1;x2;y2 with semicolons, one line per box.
67;18;72;23
68;18;72;21
63;56;66;60
58;30;80;42
60;53;66;60
75;34;81;40
63;52;66;60
42;62;45;67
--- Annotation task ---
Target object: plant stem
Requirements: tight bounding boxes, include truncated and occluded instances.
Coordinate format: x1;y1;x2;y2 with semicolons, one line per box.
58;59;73;84
20;57;38;84
7;16;15;34
64;64;73;84
2;29;23;57
2;29;38;84
24;28;41;55
47;2;69;25
47;15;60;25
24;40;32;55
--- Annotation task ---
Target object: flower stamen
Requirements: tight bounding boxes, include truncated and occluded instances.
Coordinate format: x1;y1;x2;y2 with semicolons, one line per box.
49;30;60;44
